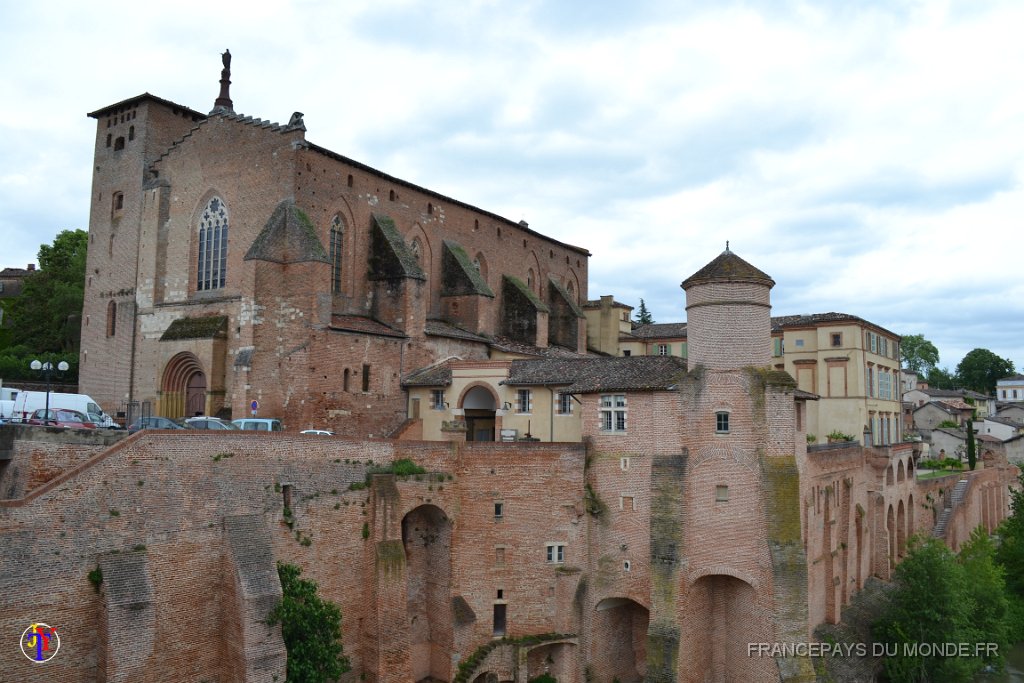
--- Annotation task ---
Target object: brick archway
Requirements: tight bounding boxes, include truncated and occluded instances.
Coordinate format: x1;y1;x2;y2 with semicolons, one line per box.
591;597;648;682
160;352;207;419
402;504;453;682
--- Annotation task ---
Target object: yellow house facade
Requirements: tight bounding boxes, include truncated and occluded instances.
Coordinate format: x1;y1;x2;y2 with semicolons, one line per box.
770;313;901;446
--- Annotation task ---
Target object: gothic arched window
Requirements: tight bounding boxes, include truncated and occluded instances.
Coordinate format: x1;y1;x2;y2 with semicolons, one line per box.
198;196;228;291
329;215;344;294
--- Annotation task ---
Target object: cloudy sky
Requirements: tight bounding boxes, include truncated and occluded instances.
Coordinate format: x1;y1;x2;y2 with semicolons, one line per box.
1;0;1022;372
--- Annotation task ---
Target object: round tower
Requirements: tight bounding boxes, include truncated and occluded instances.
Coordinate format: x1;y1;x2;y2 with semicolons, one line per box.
681;245;774;369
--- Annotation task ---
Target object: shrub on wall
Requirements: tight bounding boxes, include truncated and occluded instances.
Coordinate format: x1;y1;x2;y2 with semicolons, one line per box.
267;562;350;683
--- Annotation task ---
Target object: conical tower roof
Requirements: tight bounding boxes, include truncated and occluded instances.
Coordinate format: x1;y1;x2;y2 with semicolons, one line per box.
681;245;774;290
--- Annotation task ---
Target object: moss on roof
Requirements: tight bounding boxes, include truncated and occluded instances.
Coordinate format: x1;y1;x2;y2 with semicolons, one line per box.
160;315;228;341
502;275;549;313
243;199;330;264
681;248;774;289
368;214;426;281
441;240;494;297
547;276;584;318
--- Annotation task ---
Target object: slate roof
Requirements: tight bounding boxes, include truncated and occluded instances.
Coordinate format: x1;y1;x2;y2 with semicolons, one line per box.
913;401;959;416
424;320;491;344
329;315;406;338
984;416;1023;428
504;356;688;393
0;267;31;277
88;92;206;120
999;374;1024;382
160;315;228;341
771;312;901;338
403;360;454;387
582;298;632;309
681;248;774;289
488;337;583;359
919;388;990;401
631;322;688;339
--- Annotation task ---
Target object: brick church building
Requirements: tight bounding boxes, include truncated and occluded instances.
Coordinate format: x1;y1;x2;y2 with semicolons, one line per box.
79;52;588;436
2;52;1014;683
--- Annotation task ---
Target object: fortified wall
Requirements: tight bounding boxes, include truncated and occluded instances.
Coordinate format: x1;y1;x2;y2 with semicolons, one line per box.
0;417;1017;683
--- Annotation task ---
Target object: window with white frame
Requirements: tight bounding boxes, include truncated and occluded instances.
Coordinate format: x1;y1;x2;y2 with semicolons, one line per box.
557;392;572;415
794;338;804;348
715;411;730;433
545;543;565;564
878;370;891;400
431;390;445;410
600;394;627;432
657;344;669;356
516;389;532;414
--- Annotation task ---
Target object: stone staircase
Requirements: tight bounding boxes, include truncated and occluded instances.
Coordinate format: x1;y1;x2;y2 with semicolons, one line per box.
932;478;971;538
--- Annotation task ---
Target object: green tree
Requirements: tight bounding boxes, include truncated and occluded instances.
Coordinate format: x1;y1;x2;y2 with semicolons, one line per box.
635;298;654;325
925;366;957;390
996;471;1024;597
5;229;87;354
873;537;978;682
267;562;350;683
956;348;1014;395
899;333;940;374
958;528;1009;667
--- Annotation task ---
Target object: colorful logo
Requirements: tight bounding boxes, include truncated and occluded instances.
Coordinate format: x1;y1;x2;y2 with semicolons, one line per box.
21;623;60;663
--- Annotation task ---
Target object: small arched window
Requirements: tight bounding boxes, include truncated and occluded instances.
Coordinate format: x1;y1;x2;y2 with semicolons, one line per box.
106;300;117;337
473;252;488;280
197;196;228;291
329;215;344;294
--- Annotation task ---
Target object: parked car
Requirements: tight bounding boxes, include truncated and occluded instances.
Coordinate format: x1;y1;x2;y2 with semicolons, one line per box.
13;391;118;428
183;417;239;430
127;416;186;434
27;408;98;429
300;429;334;436
232;418;284;432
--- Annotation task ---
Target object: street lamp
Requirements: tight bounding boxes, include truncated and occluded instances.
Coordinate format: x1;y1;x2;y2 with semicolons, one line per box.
30;360;69;425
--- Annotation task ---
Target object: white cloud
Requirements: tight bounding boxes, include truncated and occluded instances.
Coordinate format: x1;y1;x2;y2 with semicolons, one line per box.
1;0;1023;368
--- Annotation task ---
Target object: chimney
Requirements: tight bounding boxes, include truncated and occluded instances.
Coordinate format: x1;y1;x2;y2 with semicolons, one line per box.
27;263;35;271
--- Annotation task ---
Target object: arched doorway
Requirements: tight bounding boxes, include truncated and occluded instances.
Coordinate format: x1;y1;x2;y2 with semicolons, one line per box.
403;504;453;682
160;352;207;419
681;575;764;682
461;385;497;442
592;598;649;682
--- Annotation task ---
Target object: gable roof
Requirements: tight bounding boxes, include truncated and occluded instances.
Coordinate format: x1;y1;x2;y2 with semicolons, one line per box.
504;356;688;393
631;322;688;339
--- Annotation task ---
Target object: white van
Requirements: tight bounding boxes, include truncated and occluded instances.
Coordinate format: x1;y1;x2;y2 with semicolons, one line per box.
232;418;284;432
0;399;15;421
11;391;118;428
